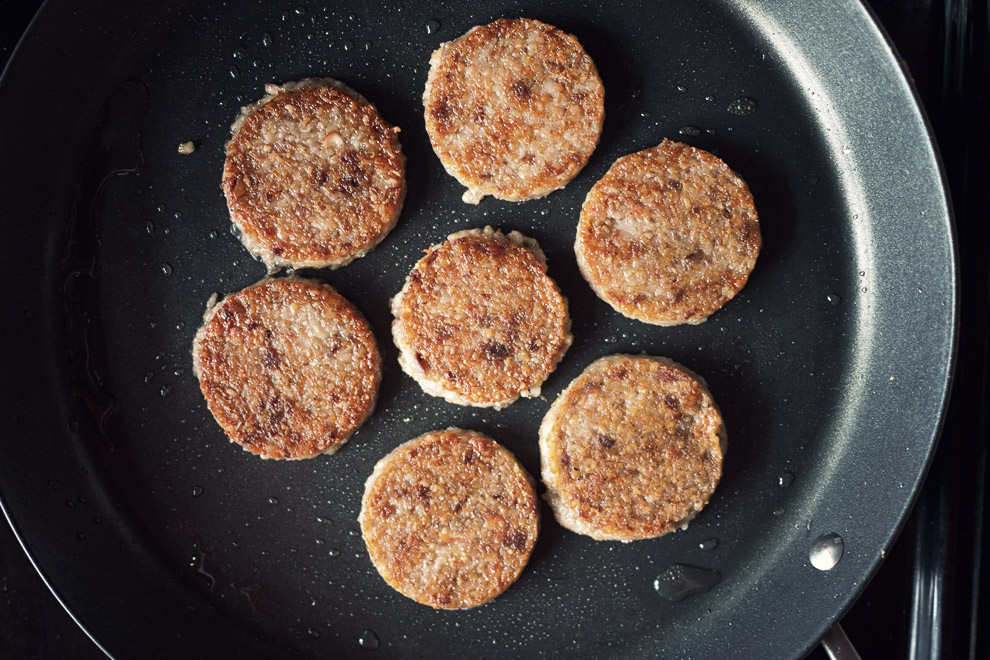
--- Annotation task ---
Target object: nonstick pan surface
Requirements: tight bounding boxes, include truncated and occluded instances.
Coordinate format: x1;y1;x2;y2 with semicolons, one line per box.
0;1;955;658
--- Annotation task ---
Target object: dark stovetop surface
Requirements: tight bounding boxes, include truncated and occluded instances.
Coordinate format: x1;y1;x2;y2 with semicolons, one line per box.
1;1;986;658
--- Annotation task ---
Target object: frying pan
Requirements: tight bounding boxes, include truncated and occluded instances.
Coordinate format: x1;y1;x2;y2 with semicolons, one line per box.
0;0;955;658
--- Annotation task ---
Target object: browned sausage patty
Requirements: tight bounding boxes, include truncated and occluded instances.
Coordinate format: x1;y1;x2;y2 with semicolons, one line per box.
223;79;405;270
192;277;381;459
575;140;761;325
391;227;572;409
423;18;605;204
540;354;726;541
359;428;539;609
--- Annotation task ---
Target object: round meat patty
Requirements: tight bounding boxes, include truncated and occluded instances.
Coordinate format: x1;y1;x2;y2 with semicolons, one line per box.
223;78;405;270
539;354;727;542
359;428;539;609
575;139;761;325
423;18;605;204
192;277;381;460
391;227;572;409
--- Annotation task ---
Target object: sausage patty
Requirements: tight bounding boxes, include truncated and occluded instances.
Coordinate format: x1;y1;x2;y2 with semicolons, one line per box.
575;140;761;325
539;354;726;541
423;18;605;204
359;428;539;609
192;277;381;459
223;78;405;270
391;227;572;409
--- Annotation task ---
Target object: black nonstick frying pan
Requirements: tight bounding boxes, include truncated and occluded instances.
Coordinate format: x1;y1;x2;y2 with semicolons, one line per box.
0;1;955;658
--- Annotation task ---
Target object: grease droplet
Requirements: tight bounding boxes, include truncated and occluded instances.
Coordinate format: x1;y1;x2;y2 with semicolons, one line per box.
826;293;842;306
160;385;172;397
328;548;341;557
654;564;721;601
358;630;380;649
232;46;246;59
778;472;795;487
678;125;701;137
342;40;354;51
268;496;279;505
192;485;204;497
699;538;718;551
161;263;173;276
809;533;844;570
425;19;441;34
727;96;758;116
308;627;320;638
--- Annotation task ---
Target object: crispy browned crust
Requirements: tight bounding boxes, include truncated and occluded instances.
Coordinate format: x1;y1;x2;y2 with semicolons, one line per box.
539;355;726;541
391;227;572;408
423;18;605;203
359;428;539;609
576;140;761;325
223;81;405;269
192;278;381;459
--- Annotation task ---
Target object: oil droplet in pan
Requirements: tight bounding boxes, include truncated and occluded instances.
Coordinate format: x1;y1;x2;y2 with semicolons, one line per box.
727;96;758;116
654;564;721;601
358;630;380;649
425;19;441;34
809;533;844;570
699;538;718;551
